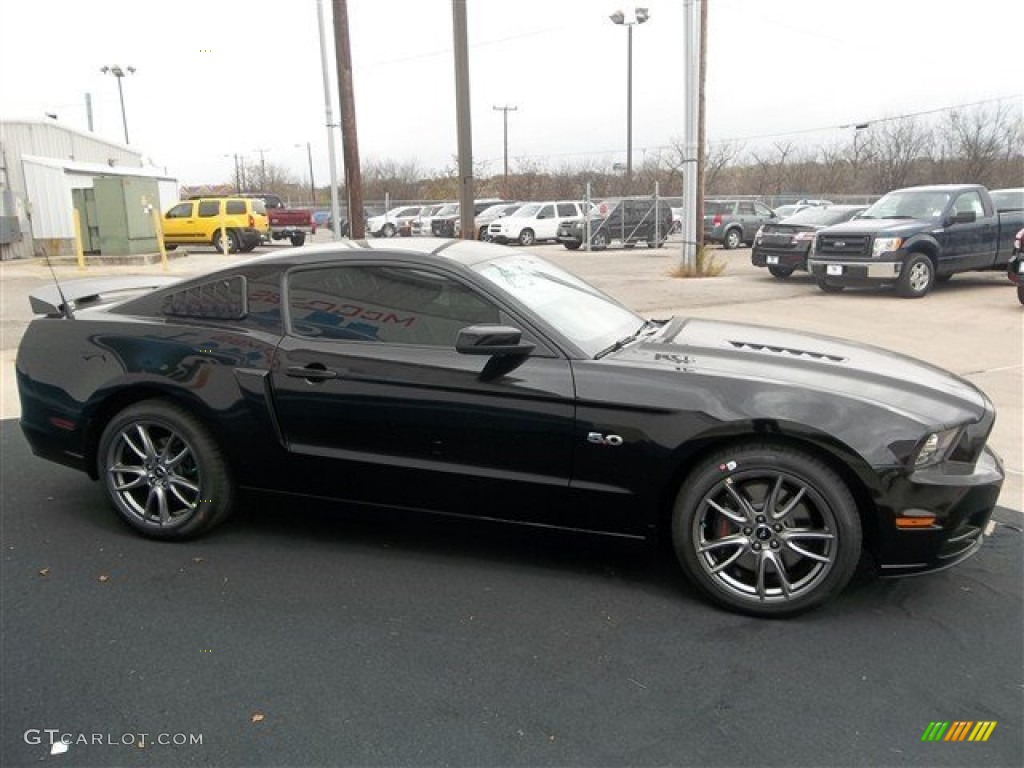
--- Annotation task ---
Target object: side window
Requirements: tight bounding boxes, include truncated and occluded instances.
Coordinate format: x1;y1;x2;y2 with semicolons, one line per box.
537;205;555;219
556;203;577;217
288;265;501;346
166;203;193;219
755;203;773;217
252;200;267;216
198;201;220;217
953;192;984;217
739;202;756;215
225;200;246;215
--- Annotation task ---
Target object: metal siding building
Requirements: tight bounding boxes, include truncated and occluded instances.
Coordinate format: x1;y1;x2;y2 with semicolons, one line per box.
0;119;178;260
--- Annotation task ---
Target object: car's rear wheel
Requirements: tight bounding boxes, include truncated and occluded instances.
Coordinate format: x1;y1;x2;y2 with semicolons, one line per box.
768;265;795;279
290;234;306;246
212;229;239;254
98;400;235;540
592;231;609;250
724;228;742;250
563;240;581;250
647;237;665;248
672;443;861;617
898;253;935;298
518;228;536;246
1018;284;1024;305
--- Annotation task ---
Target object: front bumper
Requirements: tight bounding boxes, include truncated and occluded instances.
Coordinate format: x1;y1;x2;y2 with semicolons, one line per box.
874;446;1004;576
752;245;811;270
807;257;903;283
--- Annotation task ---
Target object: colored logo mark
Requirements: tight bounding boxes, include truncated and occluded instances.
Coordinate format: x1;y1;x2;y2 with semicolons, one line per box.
921;721;996;742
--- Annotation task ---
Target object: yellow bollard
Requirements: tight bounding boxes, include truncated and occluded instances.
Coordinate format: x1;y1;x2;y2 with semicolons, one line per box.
72;207;86;271
151;207;168;271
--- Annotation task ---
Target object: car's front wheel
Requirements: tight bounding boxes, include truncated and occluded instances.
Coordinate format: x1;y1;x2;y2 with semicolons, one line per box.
768;265;795;279
671;443;861;616
898;253;935;298
723;228;742;250
98;400;235;540
518;228;536;246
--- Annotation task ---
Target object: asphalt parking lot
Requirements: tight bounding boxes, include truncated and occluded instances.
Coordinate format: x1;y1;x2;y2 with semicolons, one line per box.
1;237;1022;767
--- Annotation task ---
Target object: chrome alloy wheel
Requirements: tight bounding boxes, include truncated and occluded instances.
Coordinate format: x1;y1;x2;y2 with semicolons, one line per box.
907;260;931;293
692;470;838;603
106;421;201;528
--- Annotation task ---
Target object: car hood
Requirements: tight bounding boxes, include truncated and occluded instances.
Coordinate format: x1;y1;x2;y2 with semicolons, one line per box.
820;217;934;236
612;317;988;425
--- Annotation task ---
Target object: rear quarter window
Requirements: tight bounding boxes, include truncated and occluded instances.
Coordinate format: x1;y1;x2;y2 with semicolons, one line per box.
198;201;220;217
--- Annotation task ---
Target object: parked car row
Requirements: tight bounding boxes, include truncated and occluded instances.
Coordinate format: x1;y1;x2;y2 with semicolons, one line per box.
747;185;1024;302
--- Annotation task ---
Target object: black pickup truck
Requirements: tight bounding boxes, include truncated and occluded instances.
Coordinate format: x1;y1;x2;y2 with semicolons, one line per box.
807;184;1024;297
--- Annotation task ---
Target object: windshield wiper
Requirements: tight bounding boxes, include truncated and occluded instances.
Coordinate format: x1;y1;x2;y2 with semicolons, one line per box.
594;319;664;359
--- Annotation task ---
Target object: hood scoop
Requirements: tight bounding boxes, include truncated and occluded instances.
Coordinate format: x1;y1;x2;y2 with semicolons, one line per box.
728;340;847;363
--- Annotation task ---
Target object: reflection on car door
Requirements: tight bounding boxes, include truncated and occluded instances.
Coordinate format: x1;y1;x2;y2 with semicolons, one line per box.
270;262;576;524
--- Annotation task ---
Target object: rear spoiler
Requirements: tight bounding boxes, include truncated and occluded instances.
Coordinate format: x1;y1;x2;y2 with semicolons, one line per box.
29;276;181;317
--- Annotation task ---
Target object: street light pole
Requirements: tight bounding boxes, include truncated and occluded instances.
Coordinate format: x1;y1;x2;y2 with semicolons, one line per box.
100;65;135;144
297;142;316;205
609;8;649;189
253;148;269;190
492;105;517;198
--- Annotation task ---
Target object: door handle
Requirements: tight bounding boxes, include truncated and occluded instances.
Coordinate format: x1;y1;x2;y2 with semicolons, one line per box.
286;365;339;381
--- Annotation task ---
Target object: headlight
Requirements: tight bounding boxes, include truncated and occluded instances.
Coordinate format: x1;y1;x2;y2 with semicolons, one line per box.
793;231;815;242
754;226;764;244
913;427;962;468
872;237;903;258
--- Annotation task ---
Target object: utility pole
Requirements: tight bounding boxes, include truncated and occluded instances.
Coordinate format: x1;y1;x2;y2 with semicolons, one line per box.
317;0;342;238
253;148;269;190
492;105;517;199
453;0;474;240
695;0;707;251
333;0;365;239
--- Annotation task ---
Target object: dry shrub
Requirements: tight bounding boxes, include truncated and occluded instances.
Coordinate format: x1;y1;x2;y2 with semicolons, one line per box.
669;245;726;278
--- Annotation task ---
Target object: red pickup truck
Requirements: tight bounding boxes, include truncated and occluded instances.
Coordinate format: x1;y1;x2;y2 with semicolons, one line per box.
252;193;316;247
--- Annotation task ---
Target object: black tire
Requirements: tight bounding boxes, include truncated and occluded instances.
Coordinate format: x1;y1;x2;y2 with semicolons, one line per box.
768;265;795;279
212;229;239;254
816;278;845;293
591;230;610;250
671;443;862;617
647;237;665;249
563;241;581;251
897;253;935;298
1018;284;1024;305
381;223;396;238
290;234;306;247
518;228;536;246
239;244;257;253
477;226;488;241
723;228;742;250
97;400;235;540
164;244;178;252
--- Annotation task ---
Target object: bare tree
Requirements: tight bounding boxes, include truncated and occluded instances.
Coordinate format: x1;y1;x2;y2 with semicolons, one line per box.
859;117;933;191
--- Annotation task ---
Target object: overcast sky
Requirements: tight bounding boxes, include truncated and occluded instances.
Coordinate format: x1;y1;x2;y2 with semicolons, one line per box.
1;0;1021;188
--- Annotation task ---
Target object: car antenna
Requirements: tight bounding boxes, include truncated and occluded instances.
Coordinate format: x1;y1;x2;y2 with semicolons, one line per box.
40;245;74;319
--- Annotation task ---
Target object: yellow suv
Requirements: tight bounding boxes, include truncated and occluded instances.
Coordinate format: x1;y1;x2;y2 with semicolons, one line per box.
161;198;269;253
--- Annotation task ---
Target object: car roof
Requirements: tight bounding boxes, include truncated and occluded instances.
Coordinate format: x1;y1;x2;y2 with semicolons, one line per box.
235;237;510;270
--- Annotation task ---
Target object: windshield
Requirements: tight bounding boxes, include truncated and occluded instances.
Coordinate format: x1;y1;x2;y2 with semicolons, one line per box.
474;253;642;357
784;206;863;226
514;204;541;217
435;204;458;217
860;190;950;219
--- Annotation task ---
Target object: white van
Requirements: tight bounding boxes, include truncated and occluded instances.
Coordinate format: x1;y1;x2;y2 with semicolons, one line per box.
487;200;590;245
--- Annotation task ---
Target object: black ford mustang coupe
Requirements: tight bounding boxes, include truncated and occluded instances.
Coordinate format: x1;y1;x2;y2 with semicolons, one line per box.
17;239;1004;616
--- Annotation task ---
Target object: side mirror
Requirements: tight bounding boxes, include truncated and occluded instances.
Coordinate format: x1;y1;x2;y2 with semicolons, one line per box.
948;210;977;225
456;325;534;357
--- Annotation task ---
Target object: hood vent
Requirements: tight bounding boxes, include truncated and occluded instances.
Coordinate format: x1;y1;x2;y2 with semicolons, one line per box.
729;340;846;363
